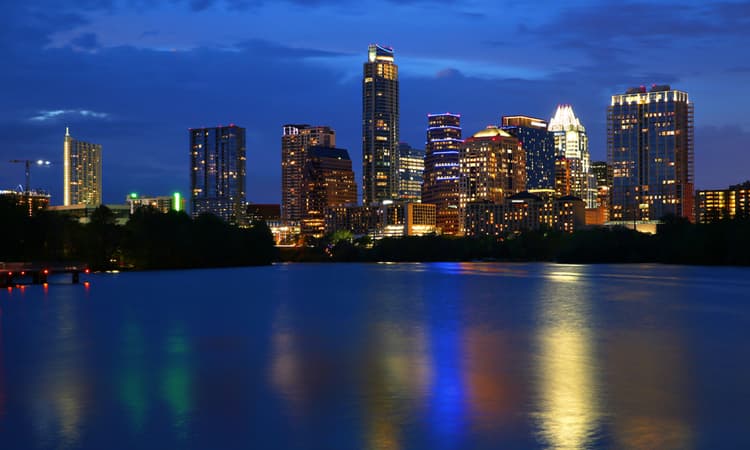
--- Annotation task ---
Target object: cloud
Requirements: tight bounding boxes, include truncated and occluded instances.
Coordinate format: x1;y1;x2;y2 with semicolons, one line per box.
29;109;111;122
71;32;100;50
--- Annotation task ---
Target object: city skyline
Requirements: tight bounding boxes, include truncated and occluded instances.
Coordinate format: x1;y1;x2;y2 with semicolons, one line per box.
2;1;749;204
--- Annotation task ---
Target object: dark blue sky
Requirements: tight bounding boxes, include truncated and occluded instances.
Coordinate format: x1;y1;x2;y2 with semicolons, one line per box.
2;0;749;204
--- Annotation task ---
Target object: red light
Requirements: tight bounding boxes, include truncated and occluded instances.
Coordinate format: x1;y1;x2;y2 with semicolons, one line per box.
85;269;90;274
43;269;49;275
7;272;11;276
21;271;25;276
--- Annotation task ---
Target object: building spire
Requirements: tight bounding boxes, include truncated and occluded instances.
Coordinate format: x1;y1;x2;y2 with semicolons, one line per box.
65;126;70;137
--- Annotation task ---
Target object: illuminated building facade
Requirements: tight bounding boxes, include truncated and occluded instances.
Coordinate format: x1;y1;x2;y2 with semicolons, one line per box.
324;201;435;237
301;147;357;238
422;113;462;235
463;192;585;236
281;124;336;223
363;44;399;204
0;190;50;216
126;193;184;214
189;125;246;223
397;143;424;201
501;116;555;190
459;126;525;220
588;161;612;224
608;85;694;222
696;181;750;223
63;127;102;206
548;105;593;207
325;204;381;236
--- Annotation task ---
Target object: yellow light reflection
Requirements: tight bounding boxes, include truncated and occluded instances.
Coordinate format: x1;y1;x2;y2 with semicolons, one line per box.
364;322;432;450
534;267;600;449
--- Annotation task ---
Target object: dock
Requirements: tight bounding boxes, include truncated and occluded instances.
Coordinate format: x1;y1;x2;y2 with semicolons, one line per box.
0;262;90;287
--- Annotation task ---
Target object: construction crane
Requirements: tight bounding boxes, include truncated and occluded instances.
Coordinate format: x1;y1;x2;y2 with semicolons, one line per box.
8;159;51;193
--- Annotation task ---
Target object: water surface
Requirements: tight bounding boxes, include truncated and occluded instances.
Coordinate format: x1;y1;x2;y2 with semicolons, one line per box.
1;263;749;449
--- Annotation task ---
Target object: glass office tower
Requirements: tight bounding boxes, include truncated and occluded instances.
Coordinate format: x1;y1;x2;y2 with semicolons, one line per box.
190;125;246;223
608;85;694;222
422;113;462;235
362;44;399;204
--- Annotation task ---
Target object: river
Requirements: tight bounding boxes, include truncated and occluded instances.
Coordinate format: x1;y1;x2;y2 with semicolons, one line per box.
0;263;749;449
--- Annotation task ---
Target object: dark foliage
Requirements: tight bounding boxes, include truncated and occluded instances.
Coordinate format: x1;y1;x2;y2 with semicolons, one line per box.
0;201;275;270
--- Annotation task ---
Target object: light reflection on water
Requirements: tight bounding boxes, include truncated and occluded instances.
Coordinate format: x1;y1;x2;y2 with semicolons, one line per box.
534;265;601;449
0;263;748;449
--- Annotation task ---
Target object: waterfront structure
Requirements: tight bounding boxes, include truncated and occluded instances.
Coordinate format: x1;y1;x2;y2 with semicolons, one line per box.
126;193;184;214
608;85;694;222
381;202;436;237
362;44;399;204
501;116;555;190
397;143;424;201
422;113;462;235
459;126;525;215
324;201;436;237
696;181;750;223
189;125;246;223
281;124;336;223
0;189;50;216
301;146;357;238
548;105;593;207
63;127;102;206
464;192;585;236
325;204;382;236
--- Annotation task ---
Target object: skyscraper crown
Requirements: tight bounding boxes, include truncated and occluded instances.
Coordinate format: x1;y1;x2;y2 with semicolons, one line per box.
368;44;394;63
548;104;585;132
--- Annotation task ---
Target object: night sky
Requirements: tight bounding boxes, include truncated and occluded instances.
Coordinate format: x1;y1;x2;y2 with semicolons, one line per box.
2;0;749;204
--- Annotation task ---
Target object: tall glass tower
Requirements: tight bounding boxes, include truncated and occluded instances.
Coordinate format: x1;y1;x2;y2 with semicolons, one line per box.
548;105;593;207
422;113;462;235
63;127;102;206
190;125;246;224
608;85;694;222
501;116;555;190
362;44;399;204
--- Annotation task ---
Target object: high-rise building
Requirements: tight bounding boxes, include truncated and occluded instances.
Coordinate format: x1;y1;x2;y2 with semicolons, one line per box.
423;113;462;235
281;124;336;223
397;143;424;201
459;126;525;229
189;125;246;223
696;181;750;223
548;105;592;207
63;127;102;206
501;116;555;190
301;146;357;238
608;85;694;222
362;44;399;204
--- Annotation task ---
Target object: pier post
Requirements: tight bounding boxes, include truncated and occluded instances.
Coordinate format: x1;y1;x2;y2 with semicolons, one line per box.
72;272;79;284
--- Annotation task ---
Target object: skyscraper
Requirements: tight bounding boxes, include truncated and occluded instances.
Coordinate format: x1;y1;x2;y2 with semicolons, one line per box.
501;116;555;190
608;85;694;222
190;125;246;223
300;146;357;238
422;113;462;235
281;124;336;223
362;44;399;204
63;127;102;206
397;143;424;201
302;146;357;214
548;105;593;207
459;126;525;220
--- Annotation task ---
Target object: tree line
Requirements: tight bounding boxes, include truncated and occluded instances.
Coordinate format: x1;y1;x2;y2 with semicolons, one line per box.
283;215;750;266
0;197;275;270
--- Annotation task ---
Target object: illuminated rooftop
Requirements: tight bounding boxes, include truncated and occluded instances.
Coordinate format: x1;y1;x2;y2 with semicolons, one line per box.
548;105;585;132
471;126;512;139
